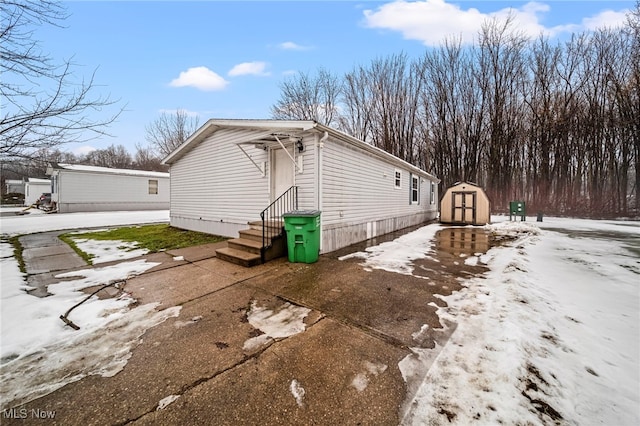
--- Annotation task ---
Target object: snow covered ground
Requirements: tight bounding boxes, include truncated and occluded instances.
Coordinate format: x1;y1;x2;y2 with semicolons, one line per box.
0;209;175;408
1;210;638;424
0;209;169;236
347;215;640;425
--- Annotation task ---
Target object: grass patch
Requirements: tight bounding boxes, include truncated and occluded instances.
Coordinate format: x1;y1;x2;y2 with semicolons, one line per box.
7;236;26;274
59;234;95;264
60;224;227;257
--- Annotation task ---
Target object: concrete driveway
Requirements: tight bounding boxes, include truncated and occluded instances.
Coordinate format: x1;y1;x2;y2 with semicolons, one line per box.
5;225;491;425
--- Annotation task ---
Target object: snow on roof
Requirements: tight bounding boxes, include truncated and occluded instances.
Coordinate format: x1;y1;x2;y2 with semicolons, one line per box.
27;178;51;184
50;163;169;178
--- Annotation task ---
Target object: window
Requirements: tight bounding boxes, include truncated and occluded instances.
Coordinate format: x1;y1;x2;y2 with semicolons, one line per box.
394;171;401;188
148;179;158;195
411;174;419;204
430;182;435;204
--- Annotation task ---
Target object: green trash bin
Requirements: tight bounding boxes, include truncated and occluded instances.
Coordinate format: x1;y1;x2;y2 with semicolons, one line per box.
282;210;321;263
509;201;526;221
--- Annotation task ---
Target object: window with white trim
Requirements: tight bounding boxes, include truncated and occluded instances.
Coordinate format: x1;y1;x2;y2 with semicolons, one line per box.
148;179;158;195
394;170;401;188
411;174;419;204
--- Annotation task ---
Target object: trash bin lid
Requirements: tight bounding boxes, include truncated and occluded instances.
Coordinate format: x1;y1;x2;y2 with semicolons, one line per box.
283;210;321;217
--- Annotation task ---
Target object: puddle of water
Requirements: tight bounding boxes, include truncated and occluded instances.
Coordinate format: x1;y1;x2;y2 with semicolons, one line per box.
435;227;491;257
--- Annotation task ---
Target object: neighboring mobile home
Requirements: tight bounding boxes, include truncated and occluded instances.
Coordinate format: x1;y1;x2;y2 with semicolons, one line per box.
24;178;52;206
5;179;24;196
163;119;439;259
46;163;169;213
440;181;491;225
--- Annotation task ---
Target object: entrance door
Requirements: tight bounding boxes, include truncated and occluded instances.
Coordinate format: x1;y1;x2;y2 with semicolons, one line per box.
452;191;477;224
271;147;294;200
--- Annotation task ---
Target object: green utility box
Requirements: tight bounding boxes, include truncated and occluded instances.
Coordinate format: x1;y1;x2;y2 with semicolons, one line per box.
509;201;526;221
282;210;321;264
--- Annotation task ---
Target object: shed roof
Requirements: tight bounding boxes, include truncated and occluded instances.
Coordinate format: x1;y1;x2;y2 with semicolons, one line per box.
162;119;439;182
47;163;169;179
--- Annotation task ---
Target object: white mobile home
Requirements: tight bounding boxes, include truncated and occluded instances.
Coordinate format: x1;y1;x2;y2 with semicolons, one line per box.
163;119;439;262
24;178;52;206
5;179;24;195
46;163;169;213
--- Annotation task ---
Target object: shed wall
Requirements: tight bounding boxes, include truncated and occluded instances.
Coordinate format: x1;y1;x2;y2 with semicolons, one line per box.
440;182;491;225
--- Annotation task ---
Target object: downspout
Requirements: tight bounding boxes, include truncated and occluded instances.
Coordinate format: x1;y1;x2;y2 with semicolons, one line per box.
318;131;328;253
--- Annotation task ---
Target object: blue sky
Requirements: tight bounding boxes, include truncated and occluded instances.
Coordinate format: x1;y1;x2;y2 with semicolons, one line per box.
35;0;634;156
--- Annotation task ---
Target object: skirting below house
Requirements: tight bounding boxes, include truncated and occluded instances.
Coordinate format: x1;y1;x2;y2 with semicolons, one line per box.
170;215;247;238
321;211;437;254
56;202;169;213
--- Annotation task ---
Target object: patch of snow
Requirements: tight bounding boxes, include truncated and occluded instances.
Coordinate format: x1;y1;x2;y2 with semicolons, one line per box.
0;251;180;409
0;210;169;237
173;316;203;328
242;301;311;351
351;373;369;392
70;238;149;264
173;255;184;261
342;217;639;425
351;361;388;392
338;224;441;275
290;379;305;407
464;256;479;266
157;394;180;410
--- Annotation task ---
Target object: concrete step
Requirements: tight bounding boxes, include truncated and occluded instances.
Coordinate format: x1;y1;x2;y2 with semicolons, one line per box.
248;220;284;233
215;247;262;268
227;237;262;255
238;228;264;243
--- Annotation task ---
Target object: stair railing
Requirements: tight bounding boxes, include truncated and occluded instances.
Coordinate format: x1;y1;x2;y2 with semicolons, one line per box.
259;186;298;263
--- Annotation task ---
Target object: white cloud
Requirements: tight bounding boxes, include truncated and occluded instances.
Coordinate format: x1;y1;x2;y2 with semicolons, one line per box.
228;61;270;77
278;41;311;51
169;66;229;91
582;9;629;30
72;145;96;156
363;0;631;46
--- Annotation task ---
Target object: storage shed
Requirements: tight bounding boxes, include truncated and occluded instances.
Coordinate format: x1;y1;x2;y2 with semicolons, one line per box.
24;178;52;206
46;163;169;213
440;181;491;225
163;119;439;263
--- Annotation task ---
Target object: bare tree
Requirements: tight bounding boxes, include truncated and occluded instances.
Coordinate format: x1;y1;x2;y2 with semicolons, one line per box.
133;143;167;172
270;67;342;127
145;109;200;158
0;0;121;160
82;144;132;169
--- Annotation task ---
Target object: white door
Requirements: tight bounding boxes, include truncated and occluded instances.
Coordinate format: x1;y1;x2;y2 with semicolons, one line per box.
272;148;294;200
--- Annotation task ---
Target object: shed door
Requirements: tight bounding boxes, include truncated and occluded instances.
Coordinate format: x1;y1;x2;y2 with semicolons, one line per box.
271;147;294;200
452;191;477;224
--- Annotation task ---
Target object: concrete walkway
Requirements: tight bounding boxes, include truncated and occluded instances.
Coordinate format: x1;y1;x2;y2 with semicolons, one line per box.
20;231;88;297
4;226;491;425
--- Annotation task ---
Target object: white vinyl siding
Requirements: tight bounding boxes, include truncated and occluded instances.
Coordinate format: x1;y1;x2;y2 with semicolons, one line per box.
170;128;270;224
293;135;317;211
321;139;435;227
52;169;169;212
